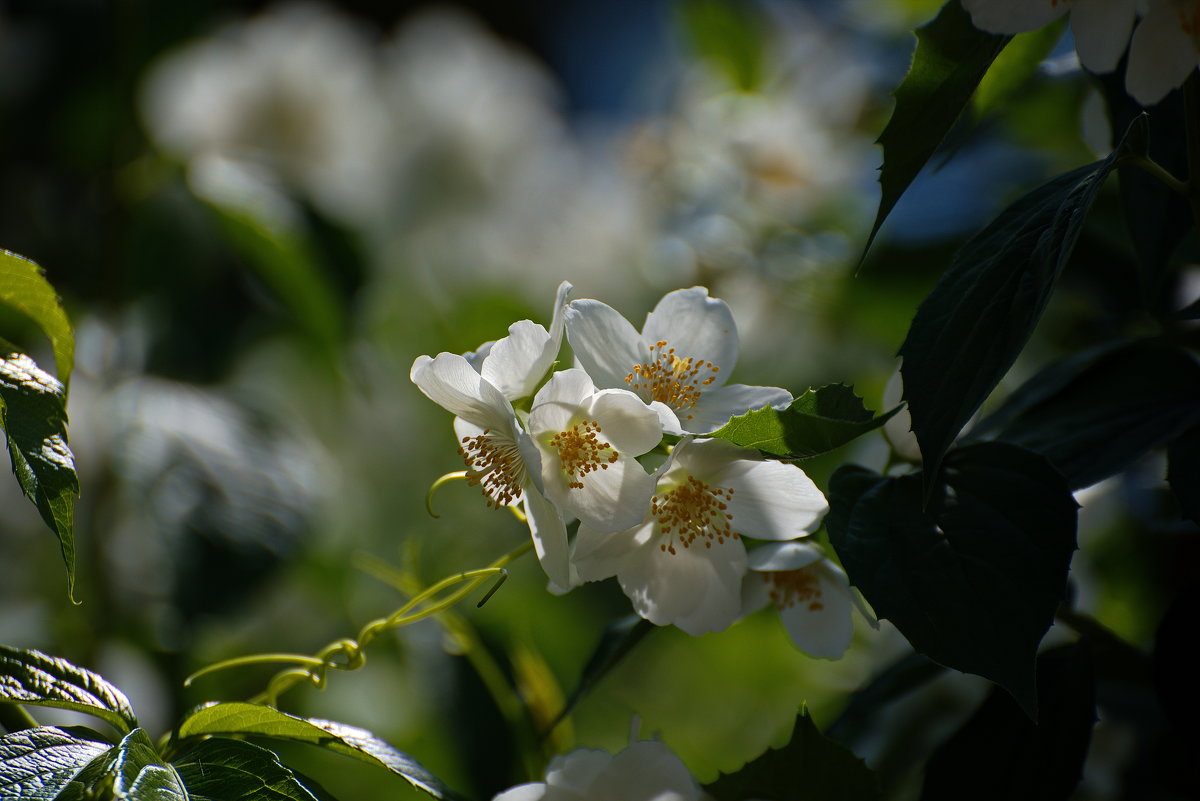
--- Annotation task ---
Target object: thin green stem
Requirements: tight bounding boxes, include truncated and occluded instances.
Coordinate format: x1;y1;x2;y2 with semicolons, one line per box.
184;654;327;687
1125;153;1191;198
426;471;468;518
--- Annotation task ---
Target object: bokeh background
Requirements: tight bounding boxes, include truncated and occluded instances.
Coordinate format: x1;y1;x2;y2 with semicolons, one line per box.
1;1;1187;798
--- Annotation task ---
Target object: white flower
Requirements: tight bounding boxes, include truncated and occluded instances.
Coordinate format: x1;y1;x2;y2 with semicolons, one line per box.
962;0;1140;73
410;351;569;588
492;739;703;801
741;541;874;659
464;281;572;402
1126;0;1200;105
527;369;662;533
564;287;791;435
882;364;921;464
571;438;828;636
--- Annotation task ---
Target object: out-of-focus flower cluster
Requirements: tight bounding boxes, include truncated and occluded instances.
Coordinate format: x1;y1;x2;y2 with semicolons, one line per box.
412;283;872;659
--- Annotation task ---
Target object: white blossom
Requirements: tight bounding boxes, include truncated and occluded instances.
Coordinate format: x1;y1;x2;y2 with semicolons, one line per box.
1126;0;1200;105
962;0;1140;73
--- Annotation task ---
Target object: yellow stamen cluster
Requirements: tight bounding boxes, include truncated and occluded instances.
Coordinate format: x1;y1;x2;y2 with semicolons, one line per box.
625;340;719;420
763;568;823;612
550;419;618;489
653;476;738;555
458;429;524;508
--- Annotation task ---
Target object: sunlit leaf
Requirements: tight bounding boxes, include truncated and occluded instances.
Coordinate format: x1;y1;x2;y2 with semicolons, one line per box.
704;707;880;801
983;341;1200;489
176;702;466;800
921;643;1095;800
899;115;1148;489
710;384;901;459
972;20;1065;119
826;443;1078;717
0;645;137;735
174;738;323;801
865;0;1010;256
0;250;74;390
0;726;111;800
111;728;186;800
0;347;78;600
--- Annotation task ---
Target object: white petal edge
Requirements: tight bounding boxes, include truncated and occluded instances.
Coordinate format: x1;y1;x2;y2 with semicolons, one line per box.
641;287;739;380
565;299;650;389
588;389;665;456
617;536;746;635
1126;1;1200;105
523;488;570;590
746;541;825;572
1070;0;1139;73
778;562;855;659
961;0;1071;33
716;458;829;541
491;783;546;801
686;383;793;434
411;352;514;430
551;453;657;534
481;320;554;401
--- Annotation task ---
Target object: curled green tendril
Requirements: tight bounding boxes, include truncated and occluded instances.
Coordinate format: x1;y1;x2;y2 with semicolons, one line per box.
426;471;468;518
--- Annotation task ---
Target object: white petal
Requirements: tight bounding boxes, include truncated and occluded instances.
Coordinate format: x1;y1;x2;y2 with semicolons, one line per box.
649;401;685;436
641;287;739;379
547;281;574;355
882;366;921;464
962;0;1070;32
716;458;829;541
550;454;657;533
588;389;664;455
491;783;546;801
746;541;825;572
589;741;700;801
481;320;554;401
523;488;571;590
1126;1;1200;105
778;562;854;659
544;748;612;795
685;383;792;434
565;299;650;389
528;368;596;436
572;522;655;582
463;340;494;373
1070;0;1139;72
411;352;513;430
617;535;747;635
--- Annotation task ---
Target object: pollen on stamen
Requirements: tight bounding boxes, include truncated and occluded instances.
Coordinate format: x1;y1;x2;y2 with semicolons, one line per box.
652;477;738;555
458;429;525;509
763;568;822;611
550;419;619;490
624;340;720;417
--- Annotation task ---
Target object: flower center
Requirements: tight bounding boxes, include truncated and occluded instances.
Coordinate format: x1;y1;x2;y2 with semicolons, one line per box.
458;429;525;508
763;568;823;612
653;476;738;555
550;419;618;489
625;340;719;420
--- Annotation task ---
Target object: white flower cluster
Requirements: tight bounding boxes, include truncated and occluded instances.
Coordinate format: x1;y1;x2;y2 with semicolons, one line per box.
963;0;1200;106
412;283;867;658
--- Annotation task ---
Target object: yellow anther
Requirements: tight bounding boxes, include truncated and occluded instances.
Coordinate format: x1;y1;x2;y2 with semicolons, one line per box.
652;476;738;555
458;429;526;508
624;340;719;420
763;568;823;611
550;419;618;489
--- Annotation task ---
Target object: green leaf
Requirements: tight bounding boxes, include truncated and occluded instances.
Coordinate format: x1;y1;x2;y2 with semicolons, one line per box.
105;729;187;800
174;738;323;801
826;442;1078;717
0;726;111;800
1168;426;1200;526
985;342;1200;489
971;20;1066;119
176;702;465;800
921;642;1095;801
899;116;1148;488
710;384;901;459
0;250;74;391
864;0;1010;256
0;346;79;600
0;645;137;735
704;707;880;801
678;0;766;91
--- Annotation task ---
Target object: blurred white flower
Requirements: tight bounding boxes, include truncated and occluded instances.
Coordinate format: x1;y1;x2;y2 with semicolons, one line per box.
741;541;874;659
527;369;662;533
571;438;828;636
565;287;792;435
882;364;921;465
1126;0;1200;105
492;738;704;801
962;0;1140;73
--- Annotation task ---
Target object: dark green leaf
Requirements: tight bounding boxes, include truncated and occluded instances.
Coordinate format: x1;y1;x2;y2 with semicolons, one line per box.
0;347;79;600
899;116;1148;488
552;616;655;732
921;642;1095;800
0;250;74;390
704;707;880;801
109;728;187;800
678;0;765;92
864;0;1010;256
0;646;137;735
174;738;322;801
986;342;1200;489
176;703;465;800
0;726;111;800
972;21;1065;119
826;443;1078;717
1168;426;1200;526
710;384;901;459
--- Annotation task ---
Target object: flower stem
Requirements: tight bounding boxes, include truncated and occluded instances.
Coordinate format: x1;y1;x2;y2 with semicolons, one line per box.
1125;153;1191;198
